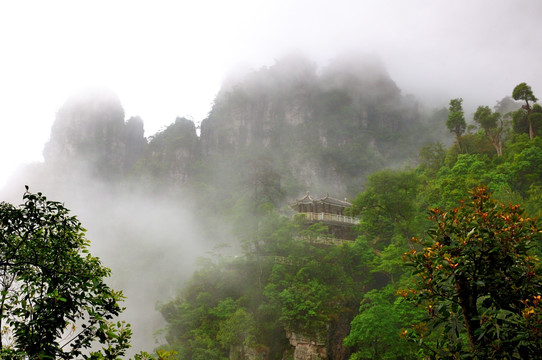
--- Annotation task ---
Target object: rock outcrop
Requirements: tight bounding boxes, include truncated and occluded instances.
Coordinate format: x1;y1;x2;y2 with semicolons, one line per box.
143;117;200;185
229;345;269;360
198;54;424;197
41;55;428;200
43;89;146;180
286;331;327;360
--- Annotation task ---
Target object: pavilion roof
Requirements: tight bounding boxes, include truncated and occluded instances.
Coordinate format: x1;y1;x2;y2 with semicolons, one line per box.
289;192;352;208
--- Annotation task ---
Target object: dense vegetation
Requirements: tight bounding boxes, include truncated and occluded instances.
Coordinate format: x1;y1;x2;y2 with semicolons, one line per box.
156;82;542;359
0;189;133;359
3;54;542;359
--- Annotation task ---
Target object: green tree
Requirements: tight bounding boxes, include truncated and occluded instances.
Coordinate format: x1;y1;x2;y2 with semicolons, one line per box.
512;82;539;139
473;105;504;156
0;188;131;359
350;169;422;249
345;283;424;360
264;237;373;345
405;187;542;359
418;142;446;173
446;98;466;144
216;307;256;350
513;103;542;139
508;142;542;195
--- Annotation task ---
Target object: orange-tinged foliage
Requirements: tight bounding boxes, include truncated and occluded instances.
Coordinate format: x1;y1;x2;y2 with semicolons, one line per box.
404;186;542;358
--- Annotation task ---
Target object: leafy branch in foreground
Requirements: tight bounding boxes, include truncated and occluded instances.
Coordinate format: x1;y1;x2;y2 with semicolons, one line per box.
0;188;175;360
0;188;131;359
403;186;542;359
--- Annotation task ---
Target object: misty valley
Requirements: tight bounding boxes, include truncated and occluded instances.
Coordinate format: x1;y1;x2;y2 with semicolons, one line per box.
1;55;542;360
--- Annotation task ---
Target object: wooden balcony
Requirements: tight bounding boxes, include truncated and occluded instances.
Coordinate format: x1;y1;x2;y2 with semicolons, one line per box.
297;235;352;246
298;212;359;225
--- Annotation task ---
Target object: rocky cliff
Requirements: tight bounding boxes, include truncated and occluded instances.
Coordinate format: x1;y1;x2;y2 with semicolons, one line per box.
26;55;446;360
140;117;200;185
43;89;146;181
198;54;425;198
40;55;435;212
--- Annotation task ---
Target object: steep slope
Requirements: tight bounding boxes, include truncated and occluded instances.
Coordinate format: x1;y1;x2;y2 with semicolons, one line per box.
37;55;432;203
135;117;200;186
43;89;146;181
199;54;427;198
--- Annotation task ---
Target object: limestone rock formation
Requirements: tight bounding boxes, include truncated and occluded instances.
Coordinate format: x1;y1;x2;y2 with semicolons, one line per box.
144;117;200;185
286;331;327;360
43;89;146;180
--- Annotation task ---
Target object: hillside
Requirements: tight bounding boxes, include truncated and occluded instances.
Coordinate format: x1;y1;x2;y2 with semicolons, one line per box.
0;54;449;358
34;55;439;202
5;57;541;360
153;82;542;359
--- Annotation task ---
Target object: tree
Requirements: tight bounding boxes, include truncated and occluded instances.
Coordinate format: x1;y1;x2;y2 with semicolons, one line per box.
473;105;504;156
513;103;542;139
349;169;423;249
508;140;542;195
446;98;466;144
405;187;542;359
418;142;446;173
512;82;539;139
345;283;424;360
0;188;130;359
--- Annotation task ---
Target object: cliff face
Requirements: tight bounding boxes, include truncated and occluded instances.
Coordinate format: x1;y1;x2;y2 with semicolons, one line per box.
286;331;327;360
201;56;317;154
43;89;146;180
198;54;423;198
144;117;200;185
41;55;428;201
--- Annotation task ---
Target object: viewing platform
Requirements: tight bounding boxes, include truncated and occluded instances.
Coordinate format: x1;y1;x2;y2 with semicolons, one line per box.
297;211;359;225
289;192;359;242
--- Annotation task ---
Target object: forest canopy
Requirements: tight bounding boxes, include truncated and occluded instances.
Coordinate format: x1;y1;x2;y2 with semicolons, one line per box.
155;81;542;359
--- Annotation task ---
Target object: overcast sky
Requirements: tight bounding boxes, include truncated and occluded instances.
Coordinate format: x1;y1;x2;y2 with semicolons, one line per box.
1;0;541;187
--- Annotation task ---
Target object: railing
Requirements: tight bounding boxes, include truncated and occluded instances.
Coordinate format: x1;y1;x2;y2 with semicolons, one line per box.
298;212;360;225
296;235;351;246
